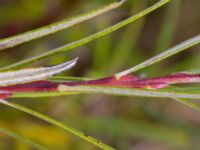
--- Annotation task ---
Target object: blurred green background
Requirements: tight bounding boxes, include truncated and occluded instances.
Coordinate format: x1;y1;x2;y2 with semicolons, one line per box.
0;0;200;149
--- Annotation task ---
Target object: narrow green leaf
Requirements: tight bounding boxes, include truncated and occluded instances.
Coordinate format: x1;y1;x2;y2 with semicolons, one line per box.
0;127;48;150
147;0;181;75
0;0;170;71
110;0;146;73
0;0;125;51
174;98;200;112
115;34;200;78
154;0;181;54
0;99;115;150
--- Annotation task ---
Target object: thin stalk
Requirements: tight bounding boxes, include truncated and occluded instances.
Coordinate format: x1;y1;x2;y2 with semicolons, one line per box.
56;85;200;99
110;0;146;73
147;0;181;76
0;99;115;150
0;0;125;51
49;76;92;82
183;68;200;74
92;17;112;74
9;85;200;99
0;127;48;150
115;34;200;78
0;0;170;71
154;0;180;54
174;98;200;112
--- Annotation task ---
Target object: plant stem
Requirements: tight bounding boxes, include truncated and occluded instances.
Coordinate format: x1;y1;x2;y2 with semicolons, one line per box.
115;34;200;78
10;85;200;100
60;86;200;99
0;99;115;150
0;0;170;71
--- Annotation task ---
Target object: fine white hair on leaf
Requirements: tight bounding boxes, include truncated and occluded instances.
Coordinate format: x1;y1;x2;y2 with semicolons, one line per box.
0;57;78;86
0;0;126;51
